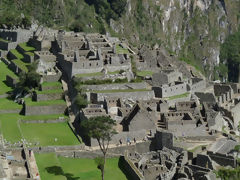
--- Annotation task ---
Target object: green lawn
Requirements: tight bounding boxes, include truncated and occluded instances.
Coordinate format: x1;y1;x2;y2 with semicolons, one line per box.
35;153;127;180
137;70;154;77
21;114;68;121
10;49;24;59
19;42;35;51
0;114;22;143
0;61;18;95
12;59;30;72
0;98;22;110
24;98;65;106
20;122;79;146
92;89;151;93
168;92;190;100
116;44;129;54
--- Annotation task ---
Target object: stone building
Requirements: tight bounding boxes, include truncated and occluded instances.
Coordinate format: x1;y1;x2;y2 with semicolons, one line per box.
152;69;183;86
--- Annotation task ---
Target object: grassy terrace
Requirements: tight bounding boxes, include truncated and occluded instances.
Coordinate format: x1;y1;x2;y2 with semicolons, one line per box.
0;98;22;110
36;88;63;94
167;92;190;100
75;71;122;78
41;81;62;88
137;70;154;77
12;59;30;72
35;153;127;180
0;114;78;146
92;89;150;93
0;61;18;95
19;42;35;51
25;51;34;56
20;122;79;146
24;98;65;106
116;44;129;54
10;49;24;59
0;37;9;43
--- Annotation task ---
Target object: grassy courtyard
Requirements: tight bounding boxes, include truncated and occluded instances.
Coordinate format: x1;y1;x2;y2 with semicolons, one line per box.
35;153;127;180
20;122;79;146
0;113;79;146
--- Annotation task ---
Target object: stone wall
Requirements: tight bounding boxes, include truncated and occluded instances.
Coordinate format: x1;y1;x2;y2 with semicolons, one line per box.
0;109;21;114
41;72;62;82
6;75;18;88
91;91;155;102
195;92;216;103
191;78;206;92
24;104;66;115
20;118;67;124
34;92;63;101
84;82;148;91
207;151;237;167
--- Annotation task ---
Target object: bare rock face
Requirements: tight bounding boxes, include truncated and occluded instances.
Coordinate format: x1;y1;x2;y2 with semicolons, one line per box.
110;0;240;80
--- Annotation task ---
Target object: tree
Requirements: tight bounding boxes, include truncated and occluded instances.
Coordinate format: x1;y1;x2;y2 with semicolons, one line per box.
81;116;117;180
75;94;88;109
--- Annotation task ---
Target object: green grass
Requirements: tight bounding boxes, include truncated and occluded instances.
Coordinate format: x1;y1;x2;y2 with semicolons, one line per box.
116;44;129;54
0;37;9;43
136;70;154;77
19;42;35;51
75;72;103;78
0;114;22;143
0;97;22;110
25;51;34;56
35;153;127;180
0;61;18;95
36;88;63;94
10;49;24;59
24;98;65;106
92;89;150;93
12;59;30;72
108;70;120;75
168;92;190;100
20;122;79;146
41;81;62;88
21;114;68;121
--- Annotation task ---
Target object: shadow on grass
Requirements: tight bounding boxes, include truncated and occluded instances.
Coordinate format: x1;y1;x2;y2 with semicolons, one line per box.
45;166;80;180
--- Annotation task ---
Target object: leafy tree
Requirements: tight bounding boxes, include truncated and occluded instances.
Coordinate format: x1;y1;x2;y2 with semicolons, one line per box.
75;94;88;109
81;116;117;180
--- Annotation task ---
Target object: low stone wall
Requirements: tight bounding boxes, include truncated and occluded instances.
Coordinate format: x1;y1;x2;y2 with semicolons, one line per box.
7;50;18;60
0;50;8;58
91;90;155;102
30;145;85;153
40;84;61;91
22;53;34;63
1;57;10;65
20;118;67;124
84;82;148;91
0;109;21;114
35;93;63;101
0;41;18;51
25;104;66;115
42;72;62;82
6;75;18;88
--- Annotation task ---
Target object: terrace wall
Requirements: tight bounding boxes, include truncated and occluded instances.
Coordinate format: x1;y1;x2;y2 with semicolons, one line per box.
34;92;63;101
207;151;237;167
24;104;66;115
84;82;148;91
91;91;155;102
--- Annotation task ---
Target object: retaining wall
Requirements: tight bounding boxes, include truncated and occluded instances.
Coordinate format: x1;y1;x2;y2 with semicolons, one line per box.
25;104;66;115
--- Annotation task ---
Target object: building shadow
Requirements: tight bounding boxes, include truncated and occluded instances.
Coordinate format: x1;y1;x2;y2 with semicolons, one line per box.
45;166;80;180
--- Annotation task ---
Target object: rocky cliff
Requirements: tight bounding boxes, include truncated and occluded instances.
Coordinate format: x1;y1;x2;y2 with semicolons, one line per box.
110;0;239;79
0;0;239;79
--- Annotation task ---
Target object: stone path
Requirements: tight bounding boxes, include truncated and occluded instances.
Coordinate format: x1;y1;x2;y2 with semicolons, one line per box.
28;150;41;179
61;79;76;123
